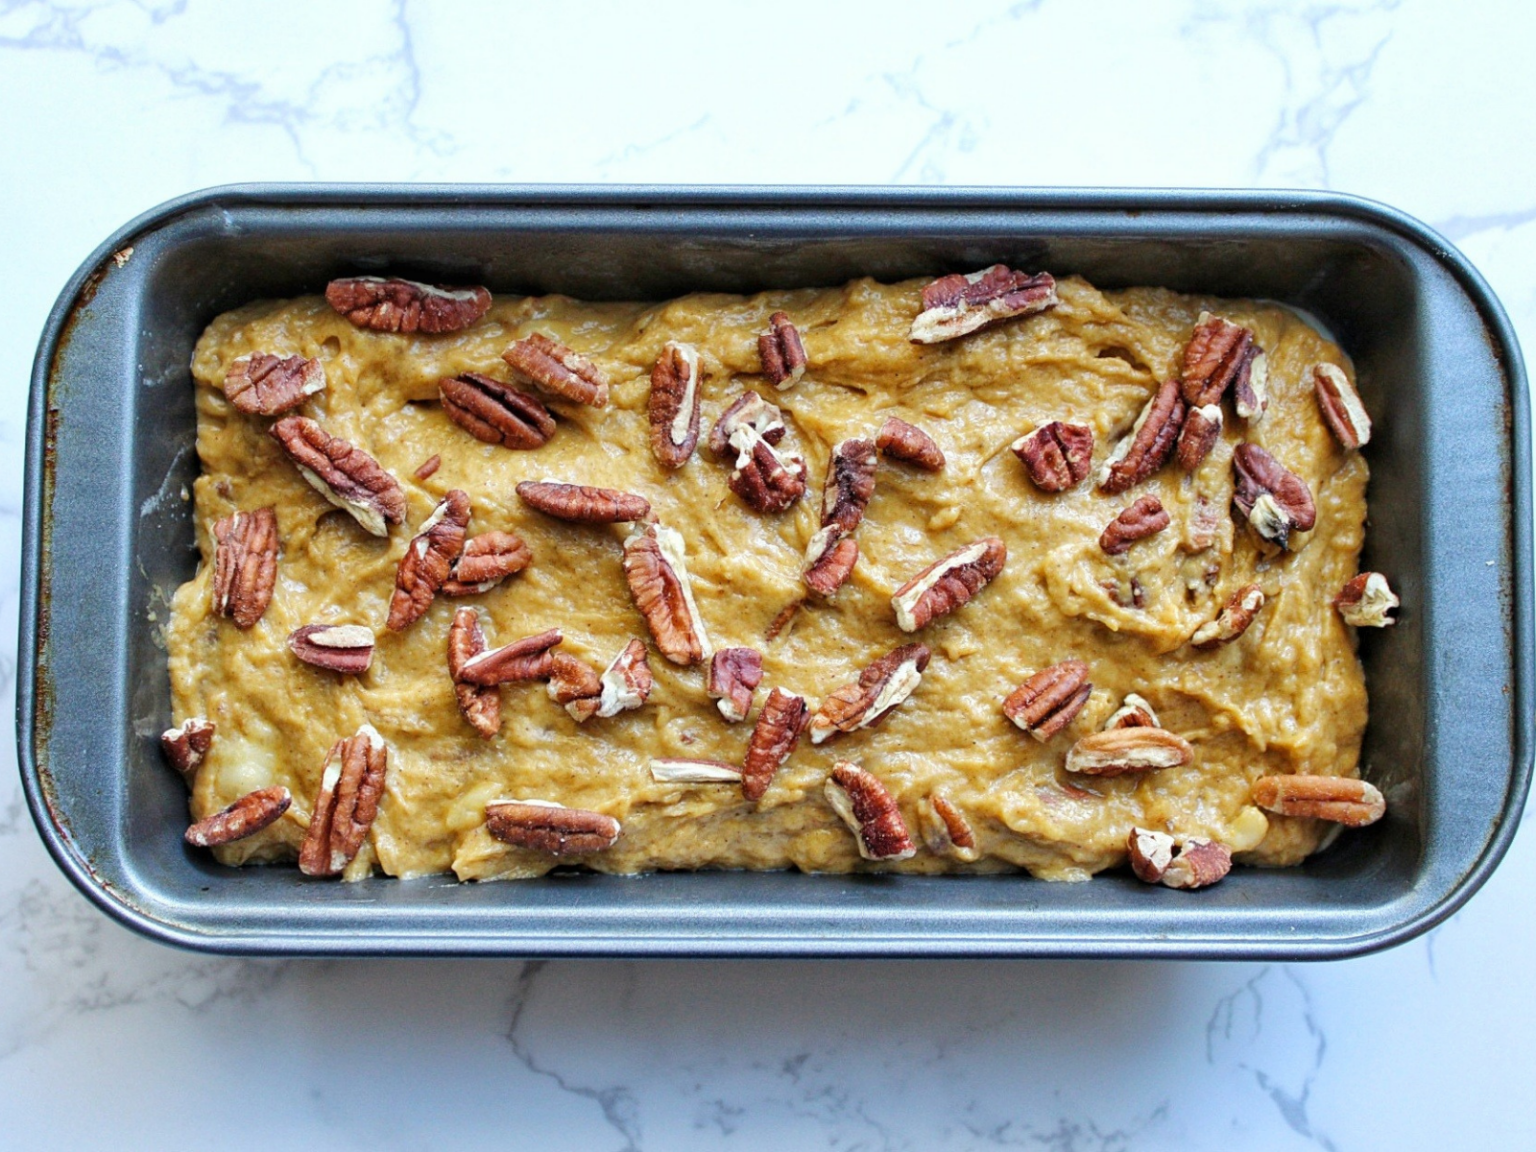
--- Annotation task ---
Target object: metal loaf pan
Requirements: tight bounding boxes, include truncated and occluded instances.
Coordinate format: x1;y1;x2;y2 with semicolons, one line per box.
18;185;1533;958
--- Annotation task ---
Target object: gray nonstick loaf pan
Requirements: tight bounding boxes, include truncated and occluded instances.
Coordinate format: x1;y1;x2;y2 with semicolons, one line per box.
17;185;1533;958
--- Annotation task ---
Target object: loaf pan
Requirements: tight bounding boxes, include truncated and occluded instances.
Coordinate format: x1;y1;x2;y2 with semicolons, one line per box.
18;185;1532;958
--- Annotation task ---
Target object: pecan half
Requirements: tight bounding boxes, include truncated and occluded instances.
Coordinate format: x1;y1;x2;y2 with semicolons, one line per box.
709;390;786;456
1098;380;1186;494
161;717;214;781
1231;443;1316;549
1126;827;1175;883
298;725;388;877
759;311;807;389
891;537;1007;632
503;332;609;407
459;628;563;685
909;265;1058;344
185;786;292;848
1234;351;1269;422
442;531;532;596
546;653;603;718
439;373;556;450
448;607;500;738
566;639;654;723
917;791;979;862
1160;838;1232;890
1334;571;1399;627
1252;774;1386;826
649;341;703;468
485;800;620;856
1014;421;1094;492
820;438;878;534
803;529;860;598
387;489;470;631
728;428;808;514
650;758;744;784
222;352;325;415
1180;313;1260;408
414;454;441;480
708;647;764;723
1003;659;1092;741
622;522;711;665
1314;363;1372;449
270;416;406;536
1191;583;1265;648
1105;693;1158;730
325;276;491;334
809;643;930;745
1175;404;1223;471
516;480;650;523
212;507;279;628
876;416;945;471
825;762;916;861
288;623;375;674
1099;495;1170;556
1065;727;1194;777
742;688;809;802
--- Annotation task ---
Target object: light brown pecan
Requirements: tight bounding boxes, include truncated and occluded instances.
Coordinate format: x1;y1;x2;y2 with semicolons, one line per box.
211;507;279;628
1184;494;1223;552
1104;693;1158;730
1232;443;1316;549
161;717;214;781
185;786;292;848
909;265;1058;344
891;536;1007;632
1100;495;1170;556
1160;838;1232;890
222;352;325;415
825;761;916;861
820;438;878;534
414;454;441;480
1334;571;1399;627
325;276;491;334
728;430;808;514
650;758;744;784
459;628;563;685
1253;774;1386;826
709;390;786;456
1234;350;1269;422
298;724;388;877
1180;313;1260;408
566;639;654;723
442;531;532;596
1191;583;1265;649
649;341;703;469
448;607;500;738
288;623;375;674
503;332;609;407
546;653;604;717
742;688;809;802
1175;404;1223;471
809;643;931;745
708;647;764;723
516;480;650;523
387;489;470;632
622;522;711;665
803;529;860;598
917;791;979;862
270;416;406;536
439;373;556;450
1065;727;1194;777
765;600;801;642
759;311;808;389
1098;380;1186;494
1126;826;1175;883
1003;659;1092;741
485;800;621;856
876;416;945;471
1014;421;1094;492
1313;363;1372;449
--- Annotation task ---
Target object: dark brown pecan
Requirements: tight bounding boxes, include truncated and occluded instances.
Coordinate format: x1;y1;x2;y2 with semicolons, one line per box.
742;689;809;801
442;531;532;596
707;647;764;723
1252;774;1386;826
516;480;650;523
1191;583;1265;648
439;373;556;450
1098;380;1186;494
649;341;703;468
161;717;214;781
185;786;292;848
708;390;786;456
387;489;470;631
820;438;878;534
759;311;808;388
546;653;604;719
1334;571;1399;627
1175;404;1223;471
917;791;979;861
909;265;1058;344
622;522;711;665
414;454;441;480
567;638;653;722
222;352;325;415
825;761;916;861
1231;443;1316;549
729;433;808;514
1313;363;1372;449
448;607;500;738
1180;313;1259;407
1100;495;1171;556
1126;827;1175;883
270;416;406;536
325;276;491;334
212;507;278;628
809;643;931;744
503;332;609;407
891;537;1007;632
485;800;621;856
876;417;945;471
1160;838;1232;890
1003;659;1091;741
803;529;860;598
1065;727;1193;777
287;623;375;674
1013;421;1094;492
298;725;388;877
459;628;563;685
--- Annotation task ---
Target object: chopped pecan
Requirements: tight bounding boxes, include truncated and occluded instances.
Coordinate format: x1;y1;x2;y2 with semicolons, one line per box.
1314;363;1372;449
809;643;930;745
1175;404;1223;471
622;522;711;665
909;265;1058;344
728;429;808;514
503;332;609;407
414;454;441;480
212;507;279;628
325;276;491;334
1098;380;1186;494
1180;312;1260;407
1100;495;1170;556
1065;727;1194;777
1252;774;1386;826
1191;583;1265;648
709;390;786;456
387;489;470;631
1014;421;1094;492
439;373;556;449
516;480;650;523
1160;838;1232;890
1184;494;1223;552
298;725;388;877
161;717;214;781
1231;443;1316;549
650;758;744;784
546;653;603;717
1126;826;1175;883
1003;659;1092;741
1334;571;1399;627
442;531;532;596
459;628;563;685
825;762;916;861
288;623;375;674
185;786;292;848
485;799;620;856
649;341;703;468
566;639;654;723
742;688;809;801
708;647;764;723
891;536;1007;632
222;352;325;416
876;416;945;471
917;791;979;862
1234;351;1269;422
759;311;808;389
270;416;406;536
820;438;878;534
1105;693;1158;730
448;607;500;738
765;600;801;642
803;529;860;598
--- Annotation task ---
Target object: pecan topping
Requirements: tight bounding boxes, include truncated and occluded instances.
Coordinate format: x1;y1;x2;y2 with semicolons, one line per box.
650;758;744;784
820;438;878;534
1098;380;1186;494
1313;363;1372;449
439;373;556;450
1099;495;1170;556
1126;827;1175;883
708;390;786;456
1231;443;1316;549
1234;351;1269;422
1191;583;1265;649
387;489;470;631
448;607;500;738
1105;693;1158;730
185;786;292;848
742;688;809;801
566;639;654;723
1014;421;1094;492
1159;838;1232;890
485;800;621;856
1175;404;1223;471
1184;494;1223;552
917;791;979;862
622;522;712;665
708;647;764;723
503;332;609;407
211;507;279;629
288;623;375;674
1334;571;1399;627
414;454;441;480
270;416;406;536
459;628;563;685
1003;659;1092;741
1065;727;1194;777
649;341;703;468
909;265;1058;344
442;531;532;596
809;643;931;745
1180;313;1260;408
891;537;1007;632
727;426;808;514
516;480;650;523
298;725;388;877
803;529;860;598
1252;774;1386;826
325;276;491;334
876;416;945;471
161;717;214;781
825;762;916;861
759;311;807;389
222;352;325;415
546;653;604;717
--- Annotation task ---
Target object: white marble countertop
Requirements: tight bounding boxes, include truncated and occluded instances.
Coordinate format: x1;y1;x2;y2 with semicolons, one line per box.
3;1;1533;1147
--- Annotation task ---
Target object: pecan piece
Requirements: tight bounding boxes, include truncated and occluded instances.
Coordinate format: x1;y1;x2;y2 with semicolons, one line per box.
1126;826;1175;883
1334;571;1399;627
728;429;808;514
442;531;532;596
185;786;292;848
820;438;878;534
270;416;406;536
161;717;214;781
387;489;470;631
1184;494;1223;552
759;311;808;389
1160;838;1232;890
650;758;743;784
1065;727;1194;777
1252;774;1386;827
708;390;786;456
566;639;654;723
876;416;945;471
825;762;916;861
909;265;1058;344
742;688;809;802
803;529;860;598
222;352;325;415
414;454;441;480
516;480;650;523
1098;380;1186;494
622;522;712;664
917;791;979;862
459;628;563;685
485;799;620;856
891;537;1007;632
649;341;703;468
1234;350;1269;422
326;276;491;334
298;725;388;877
809;643;930;745
1175;404;1223;472
1014;421;1094;492
1180;313;1260;407
707;647;764;723
503;332;608;407
211;507;279;628
1313;363;1372;449
439;373;556;449
1100;495;1170;556
1105;693;1158;730
448;607;500;738
1231;443;1316;550
1191;583;1265;648
288;623;375;674
1003;659;1092;741
546;653;604;718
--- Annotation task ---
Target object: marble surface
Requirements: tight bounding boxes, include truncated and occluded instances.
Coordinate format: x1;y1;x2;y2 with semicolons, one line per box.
3;1;1534;1147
